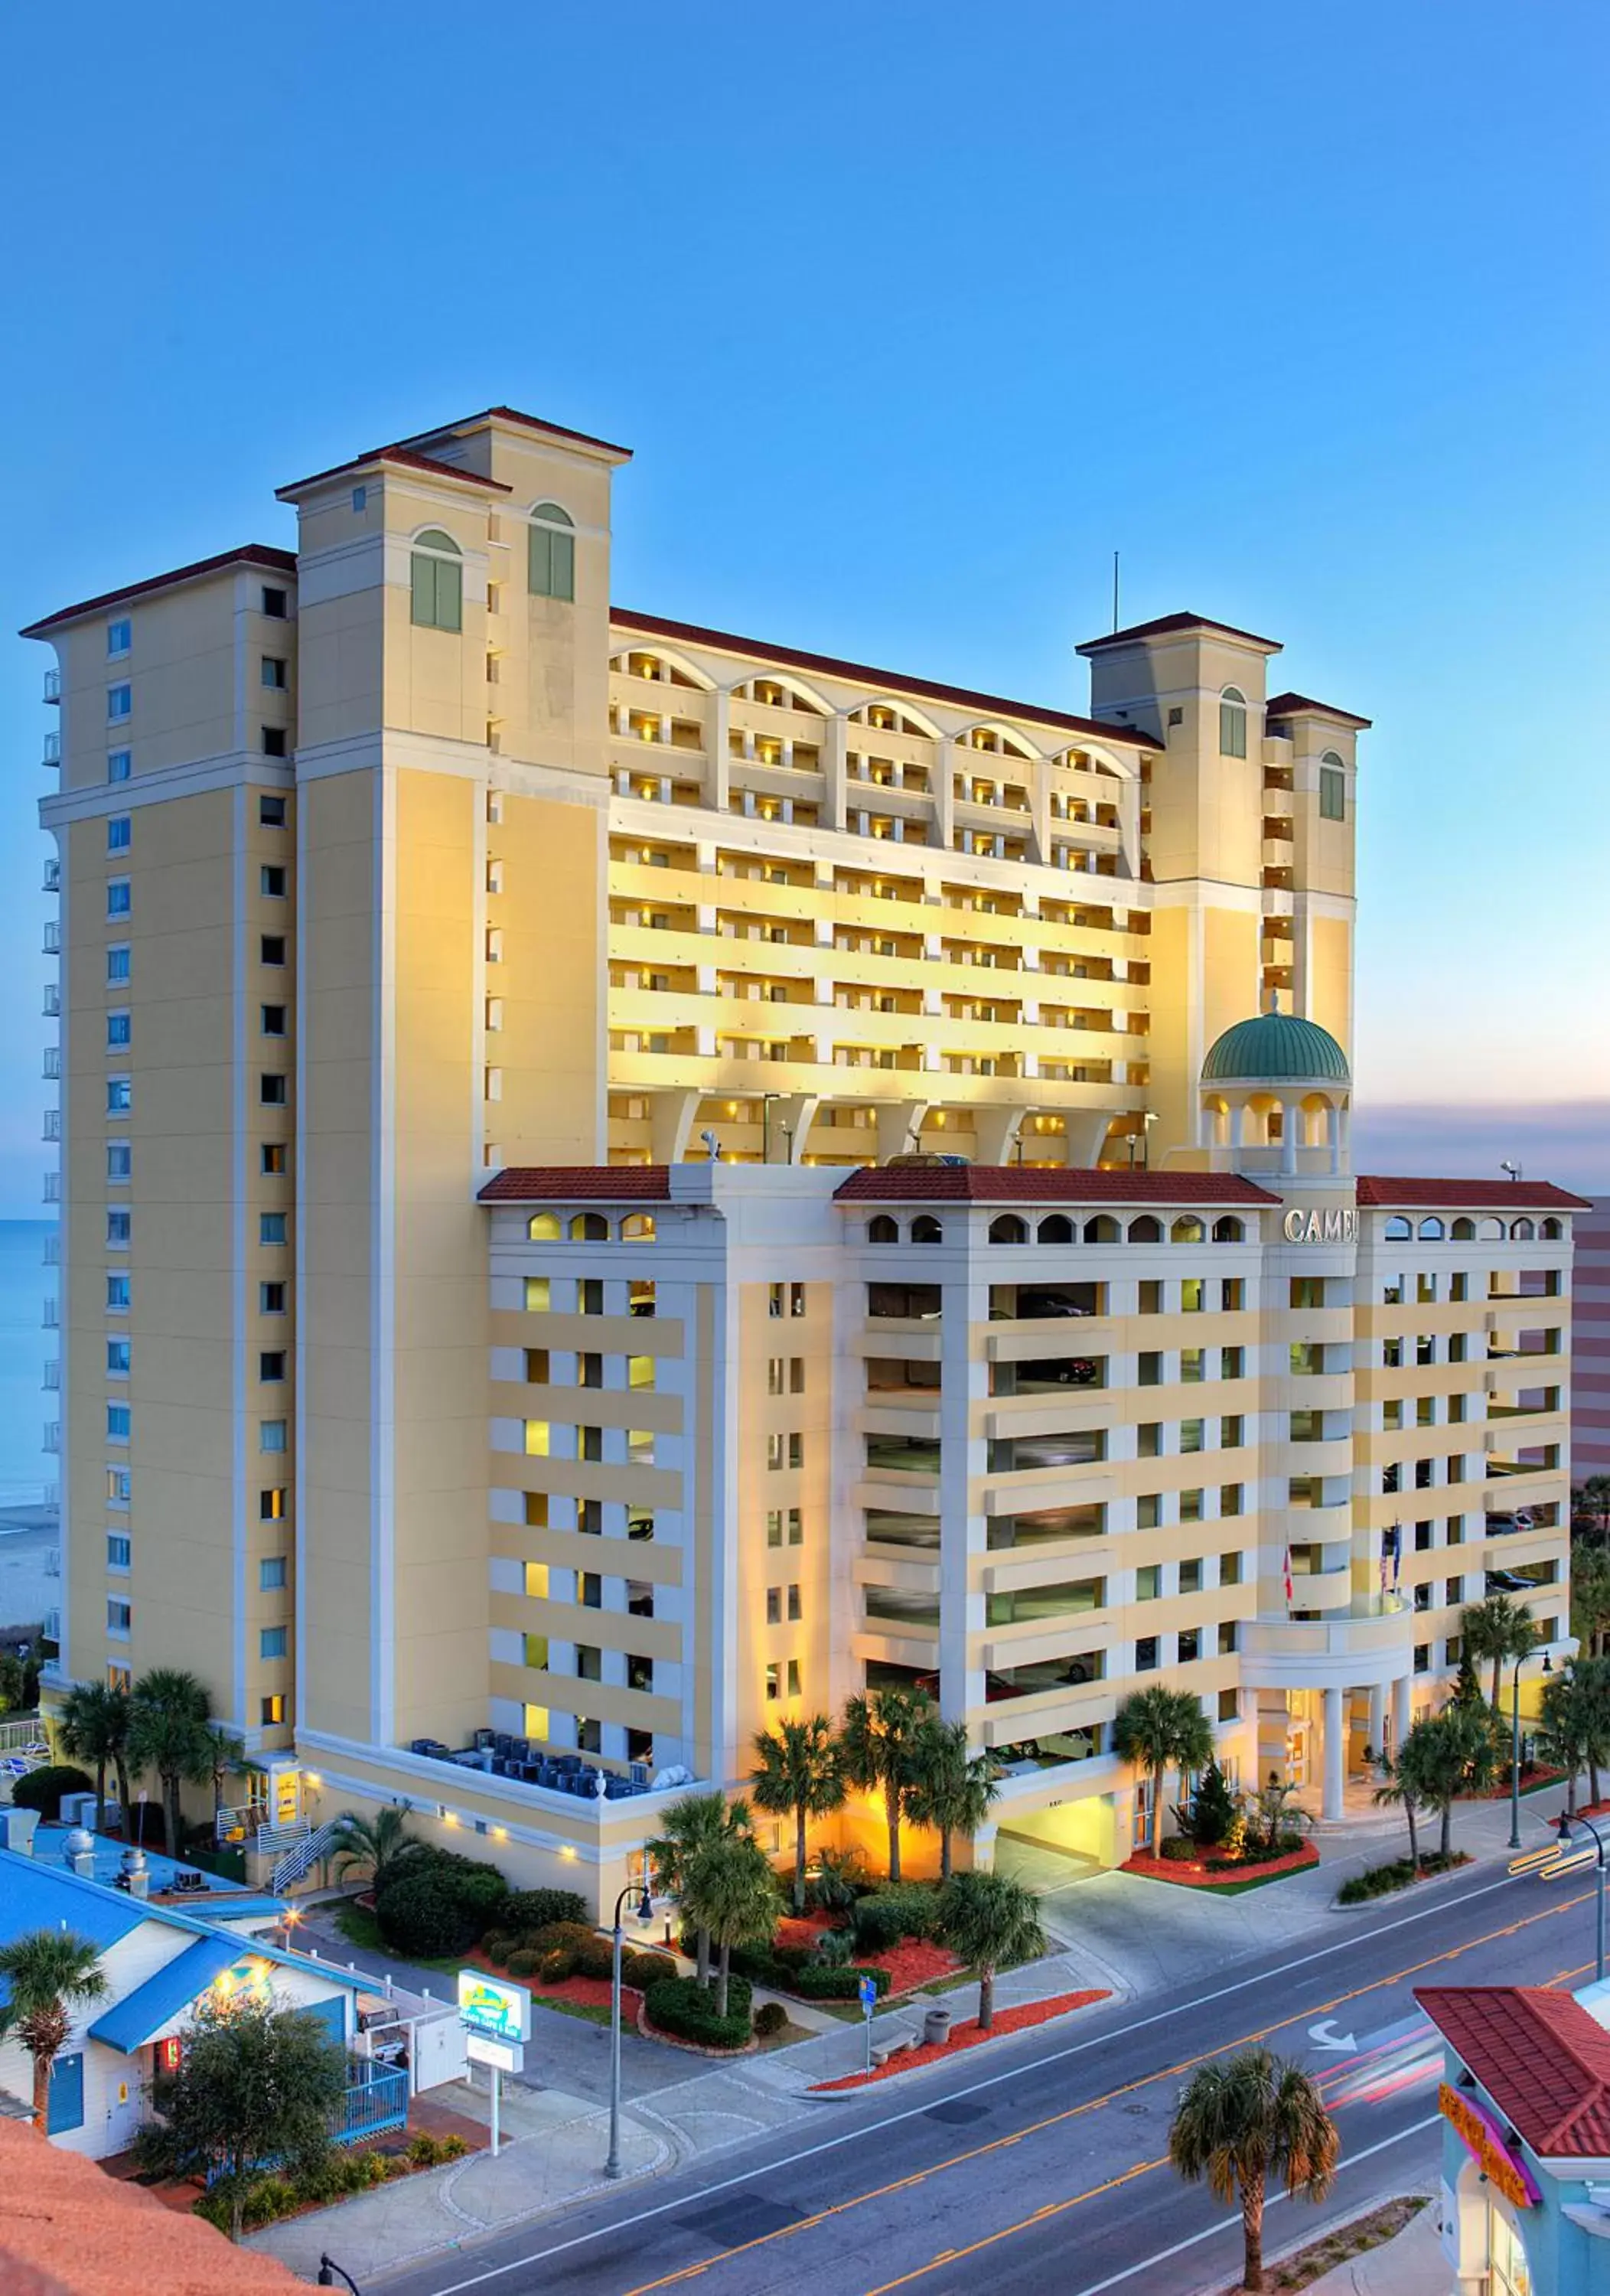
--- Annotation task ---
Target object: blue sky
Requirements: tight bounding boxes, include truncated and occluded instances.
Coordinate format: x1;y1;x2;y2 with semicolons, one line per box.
2;1;1605;1212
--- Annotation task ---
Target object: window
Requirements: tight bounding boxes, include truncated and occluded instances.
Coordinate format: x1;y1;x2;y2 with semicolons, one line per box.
1219;687;1247;758
107;618;132;657
262;727;288;758
1139;1280;1163;1315
260;1420;288;1453
524;1277;550;1313
1181;1348;1204;1383
1217;1687;1239;1721
767;1587;782;1625
1180;1419;1204;1453
107;1076;132;1115
262;586;288;618
1221;1277;1244;1310
577;1644;602;1682
261;934;285;967
1136;1636;1160;1672
411;530;463;631
523;1420;551;1457
1220;1347;1244;1380
106;1467;131;1504
261;865;287;898
107;1143;131;1182
764;1662;781;1701
259;1556;288;1590
106;1533;131;1571
260;1281;286;1313
260;1074;287;1105
259;1213;287;1245
106;814;131;853
259;795;287;827
787;1584;802;1622
261;656;288;690
108;748;131;783
1136;1495;1162;1529
528;503;576;602
106;946;131;987
1139;1352;1162;1387
107;683;132;722
106;1274;129;1310
259;1488;285;1521
1180;1489;1204;1522
107;878;131;917
261;1694;285;1726
790;1283;807;1319
106;1012;131;1049
260;1626;288;1660
106;1339;130;1375
106;1210;131;1246
1318;754;1345;821
106;1404;130;1440
108;1599;132;1638
1138;1422;1162;1457
1179;1558;1202;1594
261;1004;287;1037
1220;1483;1243;1516
1136;1565;1161;1600
1178;1629;1200;1663
581;1427;604;1460
259;1351;285;1382
261;1144;287;1176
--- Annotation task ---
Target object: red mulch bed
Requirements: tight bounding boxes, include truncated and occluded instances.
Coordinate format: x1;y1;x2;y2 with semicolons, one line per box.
877;1939;963;1992
1121;1842;1319;1888
810;1990;1109;2090
1468;1766;1565;1801
776;1913;836;1948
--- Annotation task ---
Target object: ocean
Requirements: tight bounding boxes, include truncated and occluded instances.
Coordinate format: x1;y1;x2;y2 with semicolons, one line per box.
0;1219;54;1508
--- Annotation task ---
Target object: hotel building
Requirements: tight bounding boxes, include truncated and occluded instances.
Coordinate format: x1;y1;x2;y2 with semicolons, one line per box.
22;405;1583;1906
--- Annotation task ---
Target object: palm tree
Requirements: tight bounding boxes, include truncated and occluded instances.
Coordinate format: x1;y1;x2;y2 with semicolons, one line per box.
840;1684;935;1883
329;1806;430;1899
1573;1541;1610;1660
57;1681;133;1833
128;1668;217;1858
1570;1655;1610;1808
0;1929;109;2130
1398;1707;1496;1862
208;1730;248;1831
1371;1756;1426;1865
904;1719;1000;1882
750;1715;845;1913
1168;2047;1339;2294
1539;1667;1592;1816
1461;1593;1535;1710
936;1870;1044;2032
686;1831;781;2017
647;1791;756;1987
1113;1687;1215;1857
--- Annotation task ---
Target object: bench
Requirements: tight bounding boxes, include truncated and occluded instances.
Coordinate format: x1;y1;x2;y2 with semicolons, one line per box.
869;2031;917;2069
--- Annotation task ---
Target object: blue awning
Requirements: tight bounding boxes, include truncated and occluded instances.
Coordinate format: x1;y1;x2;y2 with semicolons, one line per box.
89;1937;239;2055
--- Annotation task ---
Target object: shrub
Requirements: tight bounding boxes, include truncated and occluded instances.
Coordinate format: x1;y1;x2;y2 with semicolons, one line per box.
481;1932;517;1968
375;1867;483;1958
572;1932;615;1981
1337;1851;1466;1905
644;1975;753;2050
807;1847;869;1915
11;1764;94;1819
504;1887;588;1931
529;1920;599;1958
852;1885;944;1954
408;2132;447;2169
448;1864;511;1927
753;2001;789;2038
506;1949;544;1978
788;1963;891;2002
1158;1836;1201;1863
622;1949;678;1991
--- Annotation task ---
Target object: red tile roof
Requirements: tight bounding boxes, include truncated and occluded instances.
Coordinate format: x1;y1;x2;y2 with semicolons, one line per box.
479;1167;672;1202
0;2118;301;2293
19;546;297;639
1356;1176;1590;1211
1077;612;1282;656
276;444;513;498
834;1167;1279;1205
1265;690;1373;731
611;610;1162;748
1418;1986;1610;2157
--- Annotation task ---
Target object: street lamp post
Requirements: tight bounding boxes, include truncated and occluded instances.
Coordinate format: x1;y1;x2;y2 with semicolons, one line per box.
1508;1649;1552;1851
1557;1812;1608;1983
316;2259;362;2294
605;1877;655;2180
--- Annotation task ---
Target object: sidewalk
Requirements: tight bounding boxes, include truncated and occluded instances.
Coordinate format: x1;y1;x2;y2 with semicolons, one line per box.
1282;2193;1442;2295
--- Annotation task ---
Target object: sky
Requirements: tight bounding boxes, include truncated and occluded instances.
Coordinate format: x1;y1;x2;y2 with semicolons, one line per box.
1;0;1605;1212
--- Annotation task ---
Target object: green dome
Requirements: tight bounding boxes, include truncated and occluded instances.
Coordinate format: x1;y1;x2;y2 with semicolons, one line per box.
1201;1010;1350;1085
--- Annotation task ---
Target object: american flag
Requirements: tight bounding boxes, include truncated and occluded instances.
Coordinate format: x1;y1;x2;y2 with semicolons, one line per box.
1283;1546;1294;1603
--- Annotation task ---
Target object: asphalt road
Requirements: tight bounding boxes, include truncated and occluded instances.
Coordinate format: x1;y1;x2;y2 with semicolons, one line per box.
383;1859;1597;2296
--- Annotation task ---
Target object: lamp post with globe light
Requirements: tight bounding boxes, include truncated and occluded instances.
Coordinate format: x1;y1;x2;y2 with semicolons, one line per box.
606;1875;656;2178
1556;1810;1608;1984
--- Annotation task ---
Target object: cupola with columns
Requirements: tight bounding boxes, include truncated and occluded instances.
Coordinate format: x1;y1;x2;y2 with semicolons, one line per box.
1197;993;1351;1177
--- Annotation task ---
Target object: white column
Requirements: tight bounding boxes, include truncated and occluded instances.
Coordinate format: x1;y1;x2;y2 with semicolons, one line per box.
1368;1682;1387;1758
1322;1686;1345;1819
1391;1674;1412;1754
1281;1097;1299;1176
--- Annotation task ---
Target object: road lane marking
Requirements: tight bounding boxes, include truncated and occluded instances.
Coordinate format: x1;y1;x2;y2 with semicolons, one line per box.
412;1867;1581;2296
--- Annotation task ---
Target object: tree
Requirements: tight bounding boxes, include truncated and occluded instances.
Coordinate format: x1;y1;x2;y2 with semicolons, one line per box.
1461;1593;1535;1711
686;1831;780;2017
137;1994;347;2242
57;1681;133;1833
1573;1541;1610;1660
749;1715;845;1913
1168;2047;1339;2294
1185;1758;1239;1851
1539;1668;1592;1817
904;1719;1000;1881
1371;1757;1426;1865
329;1805;430;1900
208;1731;248;1830
128;1668;217;1859
0;1650;40;1714
1113;1687;1215;1857
840;1684;936;1882
1397;1707;1496;1861
1582;1474;1610;1537
0;1929;108;2131
1569;1655;1610;1808
647;1791;756;1986
936;1870;1044;2032
1448;1646;1486;1713
1245;1775;1310;1859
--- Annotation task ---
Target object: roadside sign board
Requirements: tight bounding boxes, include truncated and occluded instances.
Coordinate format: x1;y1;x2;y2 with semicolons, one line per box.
458;1969;532;2045
859;1975;877;2017
466;2033;523;2075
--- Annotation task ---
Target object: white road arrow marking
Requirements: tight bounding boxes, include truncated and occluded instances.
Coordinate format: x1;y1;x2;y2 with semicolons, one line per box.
1308;2018;1358;2052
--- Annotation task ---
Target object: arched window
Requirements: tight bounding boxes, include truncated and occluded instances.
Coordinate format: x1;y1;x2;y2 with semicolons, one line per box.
1417;1218;1445;1241
411;529;462;631
1219;686;1247;759
1037;1215;1075;1244
569;1212;609;1241
526;1212;561;1241
1451;1218;1476;1241
1212;1215;1245;1244
1084;1215;1120;1244
911;1215;944;1244
868;1215;900;1244
1478;1217;1504;1241
529;502;575;602
1511;1218;1535;1241
1128;1215;1162;1244
621;1213;656;1242
1384;1215;1413;1240
989;1215;1028;1245
1541;1217;1563;1241
1171;1216;1205;1245
1319;751;1346;822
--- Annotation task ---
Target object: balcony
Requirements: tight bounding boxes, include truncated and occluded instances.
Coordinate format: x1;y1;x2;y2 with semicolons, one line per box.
41;732;60;768
41;1112;60;1143
41;859;60;892
42;923;60;956
43;670;60;704
1242;1596;1413;1689
41;986;59;1018
42;1422;60;1454
41;1049;60;1080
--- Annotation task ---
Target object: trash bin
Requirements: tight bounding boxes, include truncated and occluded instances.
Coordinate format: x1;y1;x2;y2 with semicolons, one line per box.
923;2007;953;2048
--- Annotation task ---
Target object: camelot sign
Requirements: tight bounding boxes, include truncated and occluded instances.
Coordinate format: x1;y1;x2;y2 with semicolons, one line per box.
1282;1206;1359;1244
